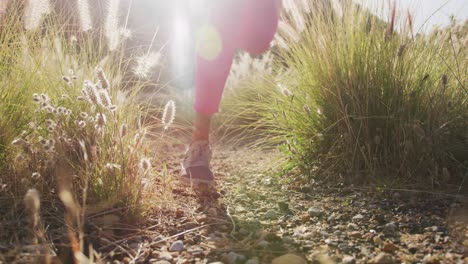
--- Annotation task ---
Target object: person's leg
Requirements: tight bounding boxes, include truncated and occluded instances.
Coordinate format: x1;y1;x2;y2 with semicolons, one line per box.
192;112;211;141
238;0;282;55
181;1;241;186
183;0;282;186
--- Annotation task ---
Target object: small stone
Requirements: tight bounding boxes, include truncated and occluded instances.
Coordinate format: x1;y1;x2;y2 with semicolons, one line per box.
226;252;246;264
158;252;173;261
187;246;203;255
342;255;356;264
278;201;289;211
352;214;364;221
301;213;310;223
122;257;132;264
169;240;184;252
370;252;395;264
272;254;307;264
392;192;401;199
373;236;383;245
152;261;170;264
349;231;362;239
408;243;419;254
307;207;323;217
383;222;398;233
424;226;440;232
334;230;343;237
422;254;441;264
382;241;398;253
264;209;278;220
347;223;358;230
129;243;141;250
245;257;260;264
257;240;269;247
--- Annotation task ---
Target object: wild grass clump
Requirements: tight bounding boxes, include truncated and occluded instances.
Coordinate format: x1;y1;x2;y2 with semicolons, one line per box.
226;0;468;188
0;1;166;250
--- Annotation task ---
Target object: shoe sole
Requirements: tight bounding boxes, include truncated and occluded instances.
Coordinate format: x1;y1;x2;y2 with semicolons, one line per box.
180;163;214;186
179;175;214;186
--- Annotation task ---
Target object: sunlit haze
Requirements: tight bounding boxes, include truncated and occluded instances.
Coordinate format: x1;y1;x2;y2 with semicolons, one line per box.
353;0;468;33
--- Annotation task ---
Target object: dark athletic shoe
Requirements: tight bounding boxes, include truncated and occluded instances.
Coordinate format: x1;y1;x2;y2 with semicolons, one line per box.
180;140;214;186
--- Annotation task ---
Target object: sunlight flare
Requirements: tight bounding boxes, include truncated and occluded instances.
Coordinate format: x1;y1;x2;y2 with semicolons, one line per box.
24;0;51;30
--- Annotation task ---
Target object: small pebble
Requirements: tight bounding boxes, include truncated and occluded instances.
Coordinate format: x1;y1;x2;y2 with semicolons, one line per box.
264;209;278;220
370;252;394;264
349;231;362;239
307;206;323;217
272;254;307;264
245;257;260;264
383;241;399;253
373;236;383;245
342;255;356;264
226;252;246;264
383;222;398;233
257;240;269;247
352;214;364;220
152;261;170;264
158;252;173;261
169;240;184;252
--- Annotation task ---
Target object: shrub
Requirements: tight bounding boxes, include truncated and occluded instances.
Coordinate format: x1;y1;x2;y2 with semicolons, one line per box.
224;0;468;187
0;1;166;248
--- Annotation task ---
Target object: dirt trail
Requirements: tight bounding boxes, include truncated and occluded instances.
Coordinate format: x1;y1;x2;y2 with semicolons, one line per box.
137;145;467;263
2;145;467;264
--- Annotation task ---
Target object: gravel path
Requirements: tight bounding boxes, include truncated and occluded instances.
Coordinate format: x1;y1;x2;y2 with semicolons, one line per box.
2;146;466;264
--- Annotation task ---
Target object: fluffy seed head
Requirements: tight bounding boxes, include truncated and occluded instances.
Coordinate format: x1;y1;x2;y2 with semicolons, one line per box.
104;0;121;51
77;0;93;31
139;158;151;171
162;100;176;130
12;138;27;146
120;124;128;137
106;163;121;171
95;68;110;90
78;120;86;128
62;76;71;83
33;93;41;103
133;52;161;79
96;113;107;127
24;0;51;30
278;83;292;97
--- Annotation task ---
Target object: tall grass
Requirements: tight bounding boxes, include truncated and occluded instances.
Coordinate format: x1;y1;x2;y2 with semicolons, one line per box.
0;1;167;255
223;0;467;188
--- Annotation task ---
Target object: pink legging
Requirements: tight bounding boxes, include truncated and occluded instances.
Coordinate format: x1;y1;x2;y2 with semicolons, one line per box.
194;0;282;115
